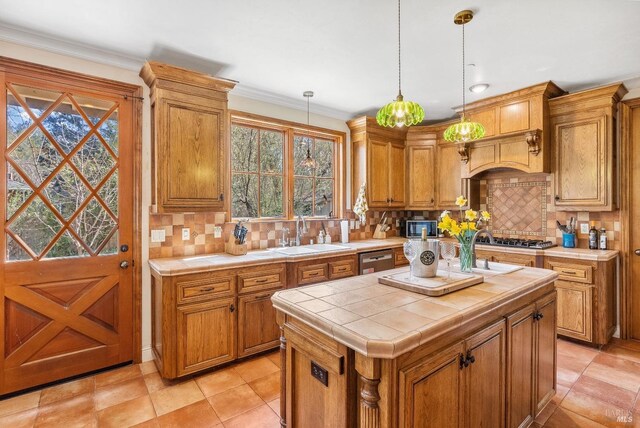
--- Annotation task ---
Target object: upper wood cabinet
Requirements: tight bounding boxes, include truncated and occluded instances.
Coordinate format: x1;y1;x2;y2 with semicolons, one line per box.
549;83;627;211
348;116;407;208
451;82;565;178
405;132;436;210
141;61;236;212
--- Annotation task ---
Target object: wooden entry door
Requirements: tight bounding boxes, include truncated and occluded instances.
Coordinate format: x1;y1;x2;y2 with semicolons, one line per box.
0;61;137;394
628;99;640;340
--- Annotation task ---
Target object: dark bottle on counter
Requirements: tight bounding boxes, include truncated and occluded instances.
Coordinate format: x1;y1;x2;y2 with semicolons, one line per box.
599;228;608;250
588;222;599;250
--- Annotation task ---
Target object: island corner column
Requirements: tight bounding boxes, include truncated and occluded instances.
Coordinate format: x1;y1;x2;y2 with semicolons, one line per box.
355;353;383;428
277;311;287;428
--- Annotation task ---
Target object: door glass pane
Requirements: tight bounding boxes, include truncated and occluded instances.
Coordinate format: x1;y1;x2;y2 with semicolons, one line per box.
231;174;258;218
294;177;313;216
6;235;31;261
71;197;116;253
41;96;91;154
43;165;90;220
9;127;63;186
73;94;115;125
98;171;118;216
72;135;116;188
98;109;119;155
7;196;62;258
231;125;258;172
6;164;32;219
11;84;61;118
7;90;34;147
260;175;283;217
44;230;88;259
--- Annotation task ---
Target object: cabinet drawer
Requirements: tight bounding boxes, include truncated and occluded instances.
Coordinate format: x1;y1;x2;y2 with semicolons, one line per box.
329;259;355;279
492;253;536;267
547;261;593;284
394;247;409;267
176;275;235;304
238;264;286;294
297;263;329;285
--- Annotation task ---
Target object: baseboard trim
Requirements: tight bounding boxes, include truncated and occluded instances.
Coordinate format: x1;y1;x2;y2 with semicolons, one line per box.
142;346;154;362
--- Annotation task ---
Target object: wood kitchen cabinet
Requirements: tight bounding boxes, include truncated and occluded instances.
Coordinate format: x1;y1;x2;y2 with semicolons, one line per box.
150;263;286;378
506;293;556;428
544;256;616;345
140;61;236;212
549;83;627;211
287;254;357;287
400;320;506;428
474;248;541;268
405;133;436;210
348;116;407;208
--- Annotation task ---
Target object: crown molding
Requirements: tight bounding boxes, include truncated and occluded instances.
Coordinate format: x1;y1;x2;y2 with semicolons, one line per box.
232;83;353;121
0;22;144;71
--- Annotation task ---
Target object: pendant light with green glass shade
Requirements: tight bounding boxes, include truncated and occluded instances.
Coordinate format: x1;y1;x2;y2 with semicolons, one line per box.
376;0;425;128
299;91;317;170
444;10;486;143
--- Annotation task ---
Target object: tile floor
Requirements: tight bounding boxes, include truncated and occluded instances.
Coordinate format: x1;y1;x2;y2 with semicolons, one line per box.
0;338;639;427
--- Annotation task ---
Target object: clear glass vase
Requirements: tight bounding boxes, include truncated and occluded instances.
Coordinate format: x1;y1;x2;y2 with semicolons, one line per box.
458;238;474;273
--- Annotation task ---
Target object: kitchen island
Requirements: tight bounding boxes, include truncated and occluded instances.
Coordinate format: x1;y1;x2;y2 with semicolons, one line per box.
272;265;558;428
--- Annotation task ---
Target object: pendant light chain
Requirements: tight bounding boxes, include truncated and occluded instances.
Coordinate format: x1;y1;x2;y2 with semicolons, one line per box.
462;21;466;118
398;0;402;97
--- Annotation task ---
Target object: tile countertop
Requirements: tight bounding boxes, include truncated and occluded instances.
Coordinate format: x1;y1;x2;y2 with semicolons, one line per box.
148;237;407;276
271;265;558;359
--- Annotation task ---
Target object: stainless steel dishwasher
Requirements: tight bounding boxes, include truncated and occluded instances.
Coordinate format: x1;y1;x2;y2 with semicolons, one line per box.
359;249;395;275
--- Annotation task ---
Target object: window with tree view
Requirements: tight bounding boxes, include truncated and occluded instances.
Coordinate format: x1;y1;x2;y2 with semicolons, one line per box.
293;135;334;217
231;125;284;218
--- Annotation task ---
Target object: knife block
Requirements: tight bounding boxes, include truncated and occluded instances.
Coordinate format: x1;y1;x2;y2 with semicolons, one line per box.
372;224;389;239
225;235;248;255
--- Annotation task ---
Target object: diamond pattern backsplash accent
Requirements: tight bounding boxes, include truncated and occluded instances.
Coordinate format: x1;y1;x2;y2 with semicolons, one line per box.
487;181;547;236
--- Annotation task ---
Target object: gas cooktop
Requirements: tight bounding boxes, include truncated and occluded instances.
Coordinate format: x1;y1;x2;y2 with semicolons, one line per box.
475;236;557;250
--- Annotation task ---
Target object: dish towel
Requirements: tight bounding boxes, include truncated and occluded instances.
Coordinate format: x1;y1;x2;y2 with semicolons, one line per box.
353;182;368;224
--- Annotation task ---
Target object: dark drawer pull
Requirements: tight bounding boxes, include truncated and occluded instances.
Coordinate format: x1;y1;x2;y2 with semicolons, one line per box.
254;278;269;283
201;287;215;292
335;267;348;272
308;272;319;277
254;293;272;299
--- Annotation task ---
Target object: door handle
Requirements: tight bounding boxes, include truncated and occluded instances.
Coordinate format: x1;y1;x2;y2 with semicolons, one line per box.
120;261;129;269
635;249;640;256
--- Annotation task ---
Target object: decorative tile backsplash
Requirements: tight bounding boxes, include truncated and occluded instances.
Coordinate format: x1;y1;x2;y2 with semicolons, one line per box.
487;179;548;236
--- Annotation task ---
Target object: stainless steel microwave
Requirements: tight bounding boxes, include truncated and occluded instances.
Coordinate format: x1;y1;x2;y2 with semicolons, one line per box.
406;220;438;238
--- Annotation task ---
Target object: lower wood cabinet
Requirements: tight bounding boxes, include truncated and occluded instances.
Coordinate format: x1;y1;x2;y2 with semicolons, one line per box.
287;254;357;287
475;248;539;268
238;290;281;358
506;293;556;428
544;256;615;345
394;246;409;267
400;320;506;428
177;297;236;375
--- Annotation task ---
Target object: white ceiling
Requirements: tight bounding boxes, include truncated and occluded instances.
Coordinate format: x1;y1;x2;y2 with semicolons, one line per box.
1;0;639;121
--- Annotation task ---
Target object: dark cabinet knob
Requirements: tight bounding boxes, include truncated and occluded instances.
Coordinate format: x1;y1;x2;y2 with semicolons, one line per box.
230;304;235;313
466;352;475;365
555;195;560;201
390;198;394;202
430;198;434;203
120;244;129;253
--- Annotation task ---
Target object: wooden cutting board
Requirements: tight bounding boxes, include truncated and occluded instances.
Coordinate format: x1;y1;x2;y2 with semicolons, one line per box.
378;270;484;296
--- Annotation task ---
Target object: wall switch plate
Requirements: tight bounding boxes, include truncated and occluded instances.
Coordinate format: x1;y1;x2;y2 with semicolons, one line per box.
182;228;190;240
396;219;400;227
580;223;589;234
355;220;360;229
350;220;355;230
151;229;166;243
213;226;222;238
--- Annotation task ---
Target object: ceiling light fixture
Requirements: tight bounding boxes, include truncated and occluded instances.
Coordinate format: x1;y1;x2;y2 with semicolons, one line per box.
376;0;425;128
444;10;486;143
299;90;317;170
469;83;489;93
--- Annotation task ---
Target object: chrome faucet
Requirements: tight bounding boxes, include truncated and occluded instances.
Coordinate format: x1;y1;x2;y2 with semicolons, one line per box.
471;229;495;268
295;215;308;246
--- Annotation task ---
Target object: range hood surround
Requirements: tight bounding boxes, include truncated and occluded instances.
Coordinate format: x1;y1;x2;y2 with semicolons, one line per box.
448;81;566;178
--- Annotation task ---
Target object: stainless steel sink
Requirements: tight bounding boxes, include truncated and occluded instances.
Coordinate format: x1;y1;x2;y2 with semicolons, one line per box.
307;244;350;252
453;261;523;275
270;243;350;255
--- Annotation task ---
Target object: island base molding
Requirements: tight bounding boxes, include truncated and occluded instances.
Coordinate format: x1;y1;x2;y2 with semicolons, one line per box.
276;290;557;428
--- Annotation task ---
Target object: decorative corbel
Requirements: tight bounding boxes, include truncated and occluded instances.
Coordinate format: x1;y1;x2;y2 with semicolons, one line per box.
525;129;542;156
456;143;469;164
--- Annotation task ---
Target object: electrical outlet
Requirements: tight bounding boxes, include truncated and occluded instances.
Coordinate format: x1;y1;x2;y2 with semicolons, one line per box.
580;223;589;234
182;228;190;240
213;226;222;238
151;229;166;243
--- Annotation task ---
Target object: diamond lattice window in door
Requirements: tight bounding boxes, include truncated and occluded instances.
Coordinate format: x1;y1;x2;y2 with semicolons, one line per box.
5;83;120;261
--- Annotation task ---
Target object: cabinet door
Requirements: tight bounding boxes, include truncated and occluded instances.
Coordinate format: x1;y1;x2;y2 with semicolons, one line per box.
436;143;463;209
388;143;406;207
394;247;410;267
464;320;506;428
407;144;435;209
238;291;281;358
368;139;390;206
328;258;356;279
492;253;536;267
506;304;536;428
556;280;592;342
553;114;609;210
399;341;464;428
176;297;236;376
160;97;225;210
535;294;557;415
